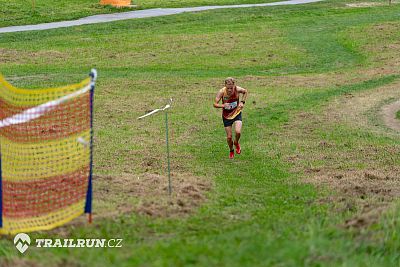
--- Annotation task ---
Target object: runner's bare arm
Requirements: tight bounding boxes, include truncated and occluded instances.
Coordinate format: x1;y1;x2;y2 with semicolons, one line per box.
214;89;226;108
237;86;248;102
237;86;248;108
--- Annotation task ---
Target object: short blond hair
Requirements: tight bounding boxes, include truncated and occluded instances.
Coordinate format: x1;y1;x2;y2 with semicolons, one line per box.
225;77;235;85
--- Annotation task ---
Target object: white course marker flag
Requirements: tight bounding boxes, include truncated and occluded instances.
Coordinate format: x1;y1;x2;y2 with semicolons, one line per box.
137;99;172;120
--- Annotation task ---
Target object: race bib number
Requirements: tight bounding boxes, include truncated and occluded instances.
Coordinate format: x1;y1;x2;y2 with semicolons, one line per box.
224;101;238;110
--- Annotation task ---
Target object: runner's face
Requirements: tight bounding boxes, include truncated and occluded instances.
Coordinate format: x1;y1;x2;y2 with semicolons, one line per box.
226;82;234;93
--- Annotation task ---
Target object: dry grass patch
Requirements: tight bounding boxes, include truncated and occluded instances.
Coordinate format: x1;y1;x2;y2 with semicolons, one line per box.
280;82;400;228
0;48;69;64
344;21;400;69
95;172;211;218
52;172;212;236
381;99;400;131
328;80;400;136
0;258;40;267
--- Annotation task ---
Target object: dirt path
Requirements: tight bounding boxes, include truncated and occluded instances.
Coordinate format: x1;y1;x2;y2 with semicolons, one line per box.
381;100;400;132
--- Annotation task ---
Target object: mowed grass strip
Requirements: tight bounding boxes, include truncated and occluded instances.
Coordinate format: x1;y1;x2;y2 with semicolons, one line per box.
1;1;400;266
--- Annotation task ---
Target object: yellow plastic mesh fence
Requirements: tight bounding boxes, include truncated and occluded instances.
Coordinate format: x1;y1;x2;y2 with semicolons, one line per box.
0;70;96;235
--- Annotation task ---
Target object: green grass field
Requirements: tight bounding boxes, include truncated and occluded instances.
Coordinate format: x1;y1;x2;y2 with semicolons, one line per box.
1;0;400;266
0;0;279;27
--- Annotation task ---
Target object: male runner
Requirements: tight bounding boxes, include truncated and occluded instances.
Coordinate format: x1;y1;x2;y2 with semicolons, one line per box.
213;77;248;159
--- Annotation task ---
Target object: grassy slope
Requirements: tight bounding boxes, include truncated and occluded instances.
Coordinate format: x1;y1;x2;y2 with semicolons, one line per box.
0;0;279;27
1;0;400;266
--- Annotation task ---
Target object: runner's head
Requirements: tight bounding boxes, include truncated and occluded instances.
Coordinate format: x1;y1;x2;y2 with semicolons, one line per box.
225;77;235;92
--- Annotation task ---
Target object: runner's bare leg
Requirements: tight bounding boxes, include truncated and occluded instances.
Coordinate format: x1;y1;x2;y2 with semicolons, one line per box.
234;121;242;145
224;126;234;150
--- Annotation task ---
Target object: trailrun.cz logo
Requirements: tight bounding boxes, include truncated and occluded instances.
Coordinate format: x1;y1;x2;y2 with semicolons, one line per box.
13;233;123;254
14;233;31;254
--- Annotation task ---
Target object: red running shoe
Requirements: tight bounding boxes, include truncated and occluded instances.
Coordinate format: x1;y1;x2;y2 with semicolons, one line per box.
235;143;241;154
229;150;234;159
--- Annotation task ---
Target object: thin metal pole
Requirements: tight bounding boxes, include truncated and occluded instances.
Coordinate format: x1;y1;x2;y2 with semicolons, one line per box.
165;111;172;195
